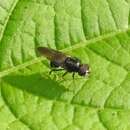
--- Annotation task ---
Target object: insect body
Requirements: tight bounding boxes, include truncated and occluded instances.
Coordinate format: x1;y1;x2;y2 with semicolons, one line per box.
37;47;90;79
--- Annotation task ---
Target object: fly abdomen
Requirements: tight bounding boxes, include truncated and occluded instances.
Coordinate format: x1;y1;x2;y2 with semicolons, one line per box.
50;61;61;68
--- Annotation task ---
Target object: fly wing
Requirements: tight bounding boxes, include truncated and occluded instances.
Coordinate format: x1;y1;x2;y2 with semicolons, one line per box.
37;47;67;65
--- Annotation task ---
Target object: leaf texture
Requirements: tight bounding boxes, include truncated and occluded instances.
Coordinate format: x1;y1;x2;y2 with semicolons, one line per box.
0;0;130;130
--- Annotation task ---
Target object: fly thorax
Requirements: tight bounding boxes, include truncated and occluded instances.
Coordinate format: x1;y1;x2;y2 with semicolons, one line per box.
64;57;80;72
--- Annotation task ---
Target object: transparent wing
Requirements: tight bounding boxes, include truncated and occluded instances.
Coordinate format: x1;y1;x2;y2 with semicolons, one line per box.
37;47;67;65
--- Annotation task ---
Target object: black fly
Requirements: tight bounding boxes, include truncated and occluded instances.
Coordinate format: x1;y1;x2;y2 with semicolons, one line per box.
37;47;90;79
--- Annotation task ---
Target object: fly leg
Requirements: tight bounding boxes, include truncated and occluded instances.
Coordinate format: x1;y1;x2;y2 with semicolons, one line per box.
49;68;64;74
72;73;75;80
62;71;68;77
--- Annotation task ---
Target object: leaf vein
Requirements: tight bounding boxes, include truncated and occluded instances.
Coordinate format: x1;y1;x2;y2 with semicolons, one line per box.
0;84;34;130
0;0;20;42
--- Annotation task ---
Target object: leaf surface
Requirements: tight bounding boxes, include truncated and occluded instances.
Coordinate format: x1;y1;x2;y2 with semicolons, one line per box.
0;0;130;130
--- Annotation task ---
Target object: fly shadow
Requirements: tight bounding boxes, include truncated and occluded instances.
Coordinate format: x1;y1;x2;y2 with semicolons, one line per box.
2;73;67;100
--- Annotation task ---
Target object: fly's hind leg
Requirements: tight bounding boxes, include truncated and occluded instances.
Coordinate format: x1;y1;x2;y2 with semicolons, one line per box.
62;71;68;77
49;68;64;75
49;61;64;74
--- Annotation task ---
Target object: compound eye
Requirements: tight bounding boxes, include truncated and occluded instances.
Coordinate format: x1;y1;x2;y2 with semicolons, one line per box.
78;64;90;76
79;71;86;76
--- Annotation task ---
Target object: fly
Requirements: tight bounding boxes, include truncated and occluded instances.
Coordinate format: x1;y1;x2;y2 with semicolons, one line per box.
37;47;90;79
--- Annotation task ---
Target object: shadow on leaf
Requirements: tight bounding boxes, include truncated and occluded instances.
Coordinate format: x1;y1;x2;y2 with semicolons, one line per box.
2;73;67;100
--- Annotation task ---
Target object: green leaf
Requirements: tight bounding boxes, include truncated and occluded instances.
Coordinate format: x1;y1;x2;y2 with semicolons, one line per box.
0;0;130;130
